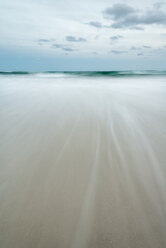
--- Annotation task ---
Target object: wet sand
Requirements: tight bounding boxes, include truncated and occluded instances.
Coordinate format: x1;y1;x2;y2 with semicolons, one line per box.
0;75;166;248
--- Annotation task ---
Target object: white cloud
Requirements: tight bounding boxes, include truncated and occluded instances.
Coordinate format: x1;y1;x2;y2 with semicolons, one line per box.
103;3;166;29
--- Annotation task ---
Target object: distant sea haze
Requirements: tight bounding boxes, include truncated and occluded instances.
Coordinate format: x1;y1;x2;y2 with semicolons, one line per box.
0;72;166;248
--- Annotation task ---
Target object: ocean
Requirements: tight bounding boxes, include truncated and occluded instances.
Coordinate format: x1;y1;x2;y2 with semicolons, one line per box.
0;71;166;248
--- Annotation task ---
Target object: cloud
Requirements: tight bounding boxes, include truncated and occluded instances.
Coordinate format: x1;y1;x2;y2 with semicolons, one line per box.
92;52;98;55
86;21;112;29
130;46;152;53
62;47;77;52
52;43;77;52
103;4;136;20
153;1;165;9
137;52;144;56
52;43;63;48
38;39;56;46
143;45;151;48
38;39;54;43
66;36;87;42
87;21;103;28
110;35;123;41
94;35;100;40
103;3;166;29
111;50;128;54
131;46;139;50
38;38;56;46
130;26;144;30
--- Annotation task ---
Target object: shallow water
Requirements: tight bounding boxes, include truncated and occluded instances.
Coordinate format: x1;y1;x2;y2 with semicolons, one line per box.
0;74;166;248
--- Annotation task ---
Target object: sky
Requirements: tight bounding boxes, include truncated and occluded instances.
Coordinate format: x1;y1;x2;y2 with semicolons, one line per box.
0;0;166;71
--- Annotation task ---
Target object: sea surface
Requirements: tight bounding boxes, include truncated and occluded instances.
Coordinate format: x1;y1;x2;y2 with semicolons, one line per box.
0;71;166;248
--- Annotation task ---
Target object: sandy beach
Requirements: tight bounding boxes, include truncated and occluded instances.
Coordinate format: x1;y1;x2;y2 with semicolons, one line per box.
0;73;166;248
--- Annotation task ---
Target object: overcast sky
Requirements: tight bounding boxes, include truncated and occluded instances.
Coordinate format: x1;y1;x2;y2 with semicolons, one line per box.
0;0;166;70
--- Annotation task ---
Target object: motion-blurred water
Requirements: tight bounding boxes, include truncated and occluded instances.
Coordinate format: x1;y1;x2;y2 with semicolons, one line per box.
0;72;166;248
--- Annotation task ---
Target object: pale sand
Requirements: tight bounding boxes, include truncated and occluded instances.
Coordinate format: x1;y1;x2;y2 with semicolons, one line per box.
0;75;166;248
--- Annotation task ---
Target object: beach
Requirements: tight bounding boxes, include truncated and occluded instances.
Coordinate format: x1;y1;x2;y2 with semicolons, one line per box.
0;72;166;248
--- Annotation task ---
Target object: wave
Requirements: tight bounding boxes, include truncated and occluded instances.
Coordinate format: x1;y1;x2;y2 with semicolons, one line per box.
1;70;166;77
0;71;33;75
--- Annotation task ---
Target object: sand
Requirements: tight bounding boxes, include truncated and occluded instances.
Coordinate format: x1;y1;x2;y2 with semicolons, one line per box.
0;74;166;248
